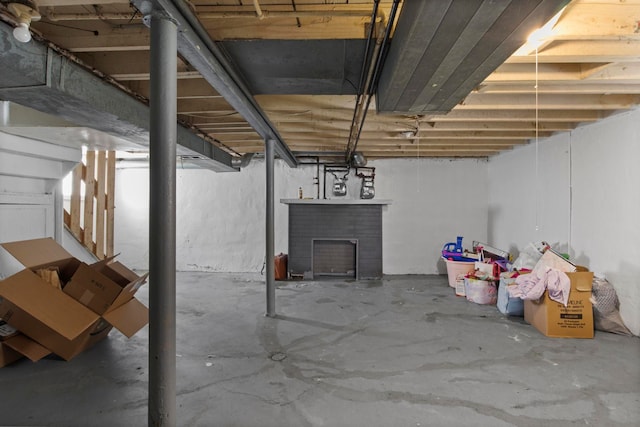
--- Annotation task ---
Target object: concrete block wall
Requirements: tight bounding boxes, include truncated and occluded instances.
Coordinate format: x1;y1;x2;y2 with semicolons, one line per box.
488;107;640;336
114;108;639;335
114;158;489;275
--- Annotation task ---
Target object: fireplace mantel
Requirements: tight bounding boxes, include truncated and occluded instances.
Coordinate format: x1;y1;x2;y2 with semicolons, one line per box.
281;199;392;205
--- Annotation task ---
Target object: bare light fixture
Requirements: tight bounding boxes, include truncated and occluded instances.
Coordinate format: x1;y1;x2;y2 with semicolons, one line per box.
513;6;566;56
5;0;40;43
401;130;416;139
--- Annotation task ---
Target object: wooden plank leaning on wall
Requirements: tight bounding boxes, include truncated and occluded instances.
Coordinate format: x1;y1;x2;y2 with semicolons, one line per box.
63;150;115;260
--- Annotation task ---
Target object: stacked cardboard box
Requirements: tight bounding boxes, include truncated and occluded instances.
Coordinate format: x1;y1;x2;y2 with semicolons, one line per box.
0;238;148;366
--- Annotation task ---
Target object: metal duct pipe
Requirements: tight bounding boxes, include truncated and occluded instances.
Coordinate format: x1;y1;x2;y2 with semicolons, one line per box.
0;22;235;172
345;0;400;163
43;9;375;21
345;0;383;163
231;152;255;168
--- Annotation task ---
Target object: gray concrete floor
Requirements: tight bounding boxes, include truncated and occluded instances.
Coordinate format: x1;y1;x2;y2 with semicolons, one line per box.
1;273;639;427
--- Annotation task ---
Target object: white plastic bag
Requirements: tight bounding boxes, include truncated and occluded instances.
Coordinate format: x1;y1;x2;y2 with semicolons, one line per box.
512;241;548;270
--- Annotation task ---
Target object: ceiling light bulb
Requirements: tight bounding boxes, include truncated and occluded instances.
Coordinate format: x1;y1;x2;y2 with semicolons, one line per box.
13;22;31;43
402;130;416;139
7;2;40;44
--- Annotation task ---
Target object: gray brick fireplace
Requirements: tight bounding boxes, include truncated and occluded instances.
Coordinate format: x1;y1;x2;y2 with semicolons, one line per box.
282;199;391;279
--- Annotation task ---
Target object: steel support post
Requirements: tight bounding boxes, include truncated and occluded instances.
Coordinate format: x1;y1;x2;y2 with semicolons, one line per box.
148;13;177;427
265;138;276;317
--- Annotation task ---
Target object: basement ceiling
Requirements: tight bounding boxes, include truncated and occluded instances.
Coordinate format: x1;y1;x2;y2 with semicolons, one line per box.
1;0;639;163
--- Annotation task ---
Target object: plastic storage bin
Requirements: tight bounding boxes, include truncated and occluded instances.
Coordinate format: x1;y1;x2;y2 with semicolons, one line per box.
464;278;497;305
497;274;524;316
443;258;475;288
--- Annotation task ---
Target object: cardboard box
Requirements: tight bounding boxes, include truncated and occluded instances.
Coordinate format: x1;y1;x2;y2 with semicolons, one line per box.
1;319;50;367
64;259;148;315
524;270;594;338
0;342;22;368
0;238;148;361
0;319;22;367
1;334;51;366
0;238;82;286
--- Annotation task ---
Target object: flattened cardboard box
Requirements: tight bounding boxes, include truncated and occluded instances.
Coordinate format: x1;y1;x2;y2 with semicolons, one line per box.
1;319;50;367
524;270;594;338
0;342;22;368
0;238;148;361
1;319;21;367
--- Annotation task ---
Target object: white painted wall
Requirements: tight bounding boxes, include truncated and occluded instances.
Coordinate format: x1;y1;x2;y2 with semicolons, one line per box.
487;132;571;254
488;108;640;335
0;131;82;278
114;157;488;275
373;158;488;274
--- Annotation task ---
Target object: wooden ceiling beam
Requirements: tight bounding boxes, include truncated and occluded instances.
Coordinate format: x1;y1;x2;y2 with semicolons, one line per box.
354;140;528;147
178;98;257;113
364;149;502;155
424;121;574;131
73;51;195;80
38;0;128;5
364;153;494;158
549;2;640;37
360;145;514;151
256;95;356;111
475;83;640;94
196;124;254;131
421;109;608;122
277;130;552;140
508;40;640;63
458;93;640;110
44;32;150;53
486;62;640;83
18;0;640;160
127;79;220;99
205;120;572;133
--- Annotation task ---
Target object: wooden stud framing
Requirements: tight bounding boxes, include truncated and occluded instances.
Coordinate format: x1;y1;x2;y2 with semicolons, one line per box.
106;151;116;258
63;150;116;260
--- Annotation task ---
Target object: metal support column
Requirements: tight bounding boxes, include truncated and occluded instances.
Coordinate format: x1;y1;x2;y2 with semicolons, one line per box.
148;13;177;427
265;138;276;317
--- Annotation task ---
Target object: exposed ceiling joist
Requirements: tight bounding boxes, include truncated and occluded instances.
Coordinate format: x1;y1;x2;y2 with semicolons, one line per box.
131;0;298;167
1;0;639;161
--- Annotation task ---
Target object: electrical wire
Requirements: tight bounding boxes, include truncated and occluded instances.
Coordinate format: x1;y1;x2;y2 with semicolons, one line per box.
568;131;573;256
416;118;421;193
534;46;540;234
37;20;99;35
